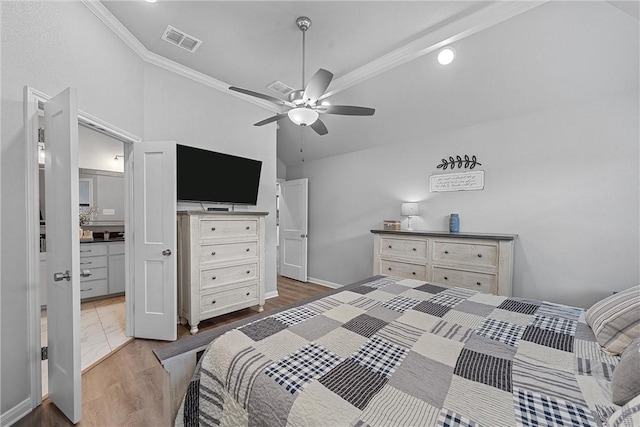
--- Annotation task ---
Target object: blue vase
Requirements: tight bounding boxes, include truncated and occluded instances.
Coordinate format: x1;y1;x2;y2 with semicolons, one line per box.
449;213;459;232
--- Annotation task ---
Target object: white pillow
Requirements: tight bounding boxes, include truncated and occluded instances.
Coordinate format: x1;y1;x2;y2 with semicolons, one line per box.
585;286;640;355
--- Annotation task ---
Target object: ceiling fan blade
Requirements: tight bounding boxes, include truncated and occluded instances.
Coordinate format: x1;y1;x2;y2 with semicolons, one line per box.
319;105;375;116
253;113;289;126
302;69;333;105
309;118;328;136
229;86;295;108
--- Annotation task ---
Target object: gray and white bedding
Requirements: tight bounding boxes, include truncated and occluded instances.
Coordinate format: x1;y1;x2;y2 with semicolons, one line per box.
176;276;622;426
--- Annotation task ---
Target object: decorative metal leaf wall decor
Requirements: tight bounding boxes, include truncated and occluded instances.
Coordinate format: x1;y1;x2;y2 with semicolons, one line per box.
437;155;481;170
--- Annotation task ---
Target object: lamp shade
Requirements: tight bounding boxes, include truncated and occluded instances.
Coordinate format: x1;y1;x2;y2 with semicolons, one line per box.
288;108;319;126
401;202;419;216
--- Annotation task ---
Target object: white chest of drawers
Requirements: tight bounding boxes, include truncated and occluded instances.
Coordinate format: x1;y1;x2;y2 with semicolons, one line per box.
177;211;267;334
372;230;516;296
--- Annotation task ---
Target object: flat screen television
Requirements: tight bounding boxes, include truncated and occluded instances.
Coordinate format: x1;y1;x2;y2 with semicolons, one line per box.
176;144;262;205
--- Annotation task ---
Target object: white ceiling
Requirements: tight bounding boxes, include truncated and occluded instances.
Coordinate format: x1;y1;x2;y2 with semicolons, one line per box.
99;1;639;166
101;1;485;95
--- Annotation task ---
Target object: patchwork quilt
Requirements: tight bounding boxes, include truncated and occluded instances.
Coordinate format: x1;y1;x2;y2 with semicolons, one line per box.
176;277;621;427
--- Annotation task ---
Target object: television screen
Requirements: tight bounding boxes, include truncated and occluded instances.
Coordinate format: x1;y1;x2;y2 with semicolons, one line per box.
176;144;262;205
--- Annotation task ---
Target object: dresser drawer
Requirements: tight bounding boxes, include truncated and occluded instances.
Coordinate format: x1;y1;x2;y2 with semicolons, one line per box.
80;278;108;299
80;267;108;282
79;256;107;269
431;267;497;293
200;262;258;290
200;241;258;264
200;283;258;314
200;219;258;240
80;244;108;257
380;238;428;259
380;259;427;280
432;241;498;268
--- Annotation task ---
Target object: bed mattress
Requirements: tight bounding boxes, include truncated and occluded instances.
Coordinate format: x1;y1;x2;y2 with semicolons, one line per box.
176;276;620;426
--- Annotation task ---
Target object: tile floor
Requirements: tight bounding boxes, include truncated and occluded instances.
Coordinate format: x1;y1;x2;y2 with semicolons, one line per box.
41;295;129;397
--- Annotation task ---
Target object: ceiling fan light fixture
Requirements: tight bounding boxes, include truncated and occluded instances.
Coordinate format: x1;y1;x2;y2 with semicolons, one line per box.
288;108;319;126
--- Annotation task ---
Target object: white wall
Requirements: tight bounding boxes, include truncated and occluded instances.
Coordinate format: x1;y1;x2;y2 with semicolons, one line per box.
284;3;639;308
288;94;639;308
78;126;125;173
142;64;278;296
1;0;144;418
2;1;277;421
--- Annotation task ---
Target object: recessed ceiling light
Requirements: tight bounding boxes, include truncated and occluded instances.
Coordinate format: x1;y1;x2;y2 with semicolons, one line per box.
437;47;456;65
145;0;157;3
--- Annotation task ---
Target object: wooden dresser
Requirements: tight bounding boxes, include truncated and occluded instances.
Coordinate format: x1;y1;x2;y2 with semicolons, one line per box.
371;230;517;296
178;211;267;334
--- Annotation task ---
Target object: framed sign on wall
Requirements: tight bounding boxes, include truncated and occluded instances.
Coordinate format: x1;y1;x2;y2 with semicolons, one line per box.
430;170;484;192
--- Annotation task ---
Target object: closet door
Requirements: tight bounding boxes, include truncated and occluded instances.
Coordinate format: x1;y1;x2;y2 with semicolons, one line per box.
132;141;177;340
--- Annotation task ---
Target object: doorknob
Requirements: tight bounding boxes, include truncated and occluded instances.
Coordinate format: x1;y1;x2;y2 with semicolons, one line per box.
300;234;308;238
162;249;172;256
54;270;71;282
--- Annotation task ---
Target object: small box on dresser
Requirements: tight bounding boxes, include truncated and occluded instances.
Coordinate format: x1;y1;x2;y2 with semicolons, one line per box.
371;229;517;296
177;211;268;334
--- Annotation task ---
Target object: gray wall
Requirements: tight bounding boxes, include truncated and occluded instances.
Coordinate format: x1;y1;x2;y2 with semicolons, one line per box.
143;64;278;296
1;0;276;419
1;0;144;416
285;3;639;308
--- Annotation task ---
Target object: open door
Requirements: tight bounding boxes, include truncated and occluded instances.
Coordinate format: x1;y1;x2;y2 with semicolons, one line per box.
44;87;82;423
279;178;308;282
133;141;177;341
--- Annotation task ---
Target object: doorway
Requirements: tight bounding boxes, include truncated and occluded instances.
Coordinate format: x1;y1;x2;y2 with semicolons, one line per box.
25;87;140;414
38;119;131;397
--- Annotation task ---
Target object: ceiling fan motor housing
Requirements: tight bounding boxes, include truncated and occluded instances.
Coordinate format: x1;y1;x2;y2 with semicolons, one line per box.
296;16;311;32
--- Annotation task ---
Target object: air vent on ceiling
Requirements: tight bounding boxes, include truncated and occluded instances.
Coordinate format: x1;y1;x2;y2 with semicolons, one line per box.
267;81;295;96
161;25;202;53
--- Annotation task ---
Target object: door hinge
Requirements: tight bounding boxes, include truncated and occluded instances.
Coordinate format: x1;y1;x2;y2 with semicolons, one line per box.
41;346;48;361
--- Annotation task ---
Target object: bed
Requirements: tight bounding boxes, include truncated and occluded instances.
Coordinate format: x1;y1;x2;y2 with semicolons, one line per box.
169;276;640;427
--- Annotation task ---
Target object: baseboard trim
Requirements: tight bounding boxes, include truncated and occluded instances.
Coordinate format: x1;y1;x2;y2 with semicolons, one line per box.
308;277;343;289
265;290;279;300
2;397;32;427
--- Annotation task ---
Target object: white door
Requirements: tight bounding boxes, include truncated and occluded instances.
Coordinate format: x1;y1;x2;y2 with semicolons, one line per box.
133;141;177;340
44;87;82;423
279;178;308;282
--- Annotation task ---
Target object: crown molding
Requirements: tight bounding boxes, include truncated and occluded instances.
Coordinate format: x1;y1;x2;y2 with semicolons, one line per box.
81;0;279;113
84;0;546;107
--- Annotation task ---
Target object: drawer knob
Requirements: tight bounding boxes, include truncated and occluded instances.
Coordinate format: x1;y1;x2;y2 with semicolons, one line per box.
212;276;216;280
212;300;216;304
211;227;216;231
444;276;448;280
477;254;482;258
211;251;216;256
246;226;250;230
246;270;250;274
388;245;392;249
412;248;416;251
246;248;250;252
412;272;416;275
476;282;482;286
444;250;449;254
388;267;392;271
246;292;250;296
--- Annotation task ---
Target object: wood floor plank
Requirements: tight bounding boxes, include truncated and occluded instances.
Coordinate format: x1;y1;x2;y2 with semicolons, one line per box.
16;276;332;426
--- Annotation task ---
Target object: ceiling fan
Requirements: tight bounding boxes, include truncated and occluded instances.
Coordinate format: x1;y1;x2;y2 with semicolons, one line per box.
229;16;375;136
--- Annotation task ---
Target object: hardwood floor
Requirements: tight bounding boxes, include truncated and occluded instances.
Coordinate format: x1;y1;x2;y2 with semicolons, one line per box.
16;277;332;427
